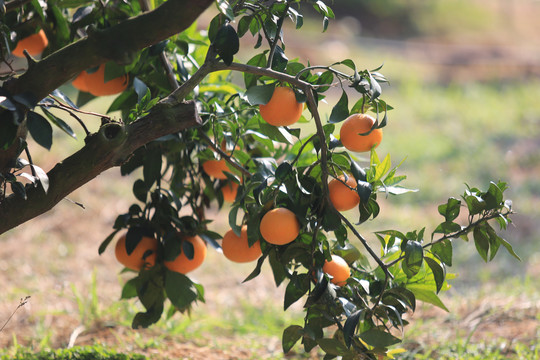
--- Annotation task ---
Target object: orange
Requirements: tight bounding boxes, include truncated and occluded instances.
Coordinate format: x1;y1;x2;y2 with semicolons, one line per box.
12;29;48;57
72;64;129;96
202;159;230;179
328;175;360;211
221;226;262;263
221;181;239;202
323;255;350;286
340;113;383;153
71;71;90;93
115;233;159;271
259;207;300;245
164;235;207;274
259;86;303;126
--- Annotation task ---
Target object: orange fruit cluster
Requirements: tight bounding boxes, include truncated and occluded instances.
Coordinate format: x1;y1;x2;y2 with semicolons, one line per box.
222;225;262;263
259;86;303;126
328;175;360;211
12;29;48;57
340;113;383;153
72;64;129;96
114;233;207;274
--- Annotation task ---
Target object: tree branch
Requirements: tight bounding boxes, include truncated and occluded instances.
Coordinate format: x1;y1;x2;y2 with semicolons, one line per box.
0;99;201;235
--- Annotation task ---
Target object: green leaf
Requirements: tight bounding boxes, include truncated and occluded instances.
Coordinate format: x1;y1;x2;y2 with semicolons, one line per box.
497;236;521;261
432;221;462;237
431;239;453;266
406;284;449;312
216;0;235;20
10;181;27;199
318;338;348;356
132;302;164;329
356;180;372;204
245;84;275;106
473;226;490;262
143;147;162;187
133;179;148;202
165;270;198;310
27;111;53;150
402;241;423;278
328;90;349;123
98;229;120;255
322;205;341;231
438;197;461;222
343;309;365;348
282;325;303;353
425;257;445;293
359;328;401;348
213;23;239;66
284;274;309;310
271;46;288;72
41;107;76;139
121;277;139;299
244;53;267;88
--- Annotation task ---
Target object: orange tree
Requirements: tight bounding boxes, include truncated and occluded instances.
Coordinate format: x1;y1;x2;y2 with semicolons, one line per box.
0;1;519;358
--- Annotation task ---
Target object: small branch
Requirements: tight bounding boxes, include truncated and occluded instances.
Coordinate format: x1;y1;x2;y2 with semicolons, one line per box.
0;296;30;333
200;133;251;178
267;4;289;69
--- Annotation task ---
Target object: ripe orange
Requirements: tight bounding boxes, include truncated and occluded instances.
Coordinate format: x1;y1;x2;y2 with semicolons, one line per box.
221;181;239;202
260;207;300;245
12;29;48;57
323;254;351;286
202;159;230;179
115;233;159;271
340;113;383;153
259;86;303;126
328;175;360;211
164;235;207;274
221;226;262;263
72;64;129;96
71;71;90;93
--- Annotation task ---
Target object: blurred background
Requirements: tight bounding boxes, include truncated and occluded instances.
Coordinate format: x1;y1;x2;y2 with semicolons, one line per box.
1;1;539;359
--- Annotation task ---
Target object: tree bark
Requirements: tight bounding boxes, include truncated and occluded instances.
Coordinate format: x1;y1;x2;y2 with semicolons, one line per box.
0;99;201;235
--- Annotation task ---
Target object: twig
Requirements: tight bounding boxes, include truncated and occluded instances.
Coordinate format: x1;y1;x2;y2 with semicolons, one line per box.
267;4;289;69
0;296;30;333
200;133;251;178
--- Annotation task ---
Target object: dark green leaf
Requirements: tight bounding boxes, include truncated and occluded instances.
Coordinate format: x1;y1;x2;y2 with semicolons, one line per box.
244;53;267;88
284;274;309;310
282;325;303;353
213;23;239;66
438;197;461;222
402;240;423;278
328;90;349;123
431;239;453;266
121;277;139;299
27;111;53;150
10;181;26;199
41;107;76;139
343;309;365;348
98;229;120;255
143;147;162;187
359;328;401;348
473;226;489;262
165;270;198;310
245;84;275;106
271;46;288;72
317;338;348;356
406;284;449;312
356;180;372;204
425;257;445;293
133;179;148;202
133;77;149;103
